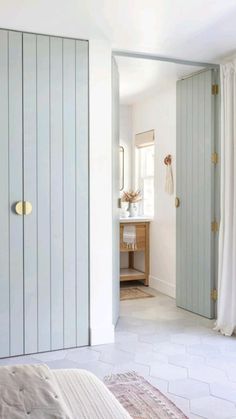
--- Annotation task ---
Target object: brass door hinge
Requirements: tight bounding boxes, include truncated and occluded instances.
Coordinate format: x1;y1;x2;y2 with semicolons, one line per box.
211;289;217;302
211;220;219;233
212;152;218;164
175;197;180;208
212;84;219;95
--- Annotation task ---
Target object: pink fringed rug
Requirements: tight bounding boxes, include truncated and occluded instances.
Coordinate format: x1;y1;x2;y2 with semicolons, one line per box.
104;372;188;419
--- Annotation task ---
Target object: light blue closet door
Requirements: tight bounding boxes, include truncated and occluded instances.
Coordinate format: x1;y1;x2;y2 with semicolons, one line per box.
0;30;24;357
176;69;218;318
23;33;89;354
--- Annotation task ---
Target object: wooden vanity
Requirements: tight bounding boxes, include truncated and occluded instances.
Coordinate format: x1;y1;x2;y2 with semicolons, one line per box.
120;218;151;286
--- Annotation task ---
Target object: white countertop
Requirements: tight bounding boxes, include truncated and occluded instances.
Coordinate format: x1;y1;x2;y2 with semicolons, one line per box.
120;216;153;223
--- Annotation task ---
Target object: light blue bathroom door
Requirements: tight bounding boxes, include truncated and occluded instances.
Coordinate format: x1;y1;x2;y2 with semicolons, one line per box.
176;69;219;319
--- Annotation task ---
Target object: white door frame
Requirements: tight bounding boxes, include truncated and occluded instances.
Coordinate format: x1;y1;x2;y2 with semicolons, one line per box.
112;49;219;69
112;49;220;319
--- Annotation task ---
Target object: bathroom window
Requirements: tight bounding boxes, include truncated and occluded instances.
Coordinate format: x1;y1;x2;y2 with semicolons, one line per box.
136;144;154;216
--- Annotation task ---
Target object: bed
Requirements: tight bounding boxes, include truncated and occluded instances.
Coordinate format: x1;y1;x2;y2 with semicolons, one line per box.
53;368;131;418
0;364;131;418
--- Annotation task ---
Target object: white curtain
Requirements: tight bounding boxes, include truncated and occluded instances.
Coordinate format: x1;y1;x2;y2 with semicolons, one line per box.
215;61;236;336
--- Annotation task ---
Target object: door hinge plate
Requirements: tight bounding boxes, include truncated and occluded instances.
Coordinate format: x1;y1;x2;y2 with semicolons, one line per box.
211;220;219;233
212;152;218;164
212;84;219;95
211;289;217;302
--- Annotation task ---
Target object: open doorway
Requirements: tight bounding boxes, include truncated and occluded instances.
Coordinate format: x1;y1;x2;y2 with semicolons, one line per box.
113;53;219;321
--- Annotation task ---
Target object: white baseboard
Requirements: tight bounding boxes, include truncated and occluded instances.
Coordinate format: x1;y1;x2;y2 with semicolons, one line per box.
149;275;176;298
90;324;115;346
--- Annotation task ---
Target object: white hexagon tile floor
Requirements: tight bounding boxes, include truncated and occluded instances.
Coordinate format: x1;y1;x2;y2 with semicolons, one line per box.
2;287;236;418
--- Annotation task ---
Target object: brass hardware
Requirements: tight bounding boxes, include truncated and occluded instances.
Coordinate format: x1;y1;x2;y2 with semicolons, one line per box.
211;220;219;233
175;197;180;208
164;154;172;165
15;201;24;215
212;84;219;95
15;201;32;216
211;289;217;302
24;201;32;215
212;152;218;164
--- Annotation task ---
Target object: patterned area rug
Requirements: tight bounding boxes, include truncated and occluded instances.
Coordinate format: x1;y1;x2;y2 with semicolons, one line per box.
120;287;154;301
104;372;188;419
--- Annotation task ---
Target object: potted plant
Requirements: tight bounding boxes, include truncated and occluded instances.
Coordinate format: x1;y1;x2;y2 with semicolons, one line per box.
121;190;142;217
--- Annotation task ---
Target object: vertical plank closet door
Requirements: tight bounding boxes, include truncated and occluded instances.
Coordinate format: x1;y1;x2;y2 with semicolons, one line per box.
23;33;89;354
0;30;24;357
176;69;218;318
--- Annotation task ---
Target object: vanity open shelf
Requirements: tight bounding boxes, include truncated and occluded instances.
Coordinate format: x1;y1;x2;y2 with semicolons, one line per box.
120;268;146;282
120;220;150;286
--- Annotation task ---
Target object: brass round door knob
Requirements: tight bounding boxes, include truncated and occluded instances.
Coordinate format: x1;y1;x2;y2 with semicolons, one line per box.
15;201;32;215
15;201;23;215
24;201;32;215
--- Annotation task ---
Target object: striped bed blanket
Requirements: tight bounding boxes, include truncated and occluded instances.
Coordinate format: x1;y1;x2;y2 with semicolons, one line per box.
0;364;130;419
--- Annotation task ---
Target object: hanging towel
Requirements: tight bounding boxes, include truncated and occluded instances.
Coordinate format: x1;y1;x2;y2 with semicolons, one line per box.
165;163;174;195
123;225;136;250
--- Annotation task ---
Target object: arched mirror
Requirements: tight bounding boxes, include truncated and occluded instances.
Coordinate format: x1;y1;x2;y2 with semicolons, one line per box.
119;146;124;191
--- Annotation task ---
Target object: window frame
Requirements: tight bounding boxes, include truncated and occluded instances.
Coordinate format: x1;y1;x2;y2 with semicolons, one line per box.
135;144;155;217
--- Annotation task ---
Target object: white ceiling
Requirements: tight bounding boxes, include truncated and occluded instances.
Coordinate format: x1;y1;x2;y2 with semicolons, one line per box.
117;57;204;105
1;0;236;104
0;0;236;63
101;0;236;62
104;0;236;105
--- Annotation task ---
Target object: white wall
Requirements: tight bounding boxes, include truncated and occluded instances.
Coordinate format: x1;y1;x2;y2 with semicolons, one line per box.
89;40;114;344
0;10;114;345
120;105;133;191
132;83;176;298
120;105;133;270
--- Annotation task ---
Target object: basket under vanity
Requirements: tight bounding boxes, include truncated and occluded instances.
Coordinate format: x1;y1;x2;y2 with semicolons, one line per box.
120;218;151;286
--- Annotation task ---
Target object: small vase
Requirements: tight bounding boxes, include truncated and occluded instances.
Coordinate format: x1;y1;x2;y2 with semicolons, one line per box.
129;202;138;217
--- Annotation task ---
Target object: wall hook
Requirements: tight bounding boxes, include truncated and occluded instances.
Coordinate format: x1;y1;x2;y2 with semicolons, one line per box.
164;154;172;165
